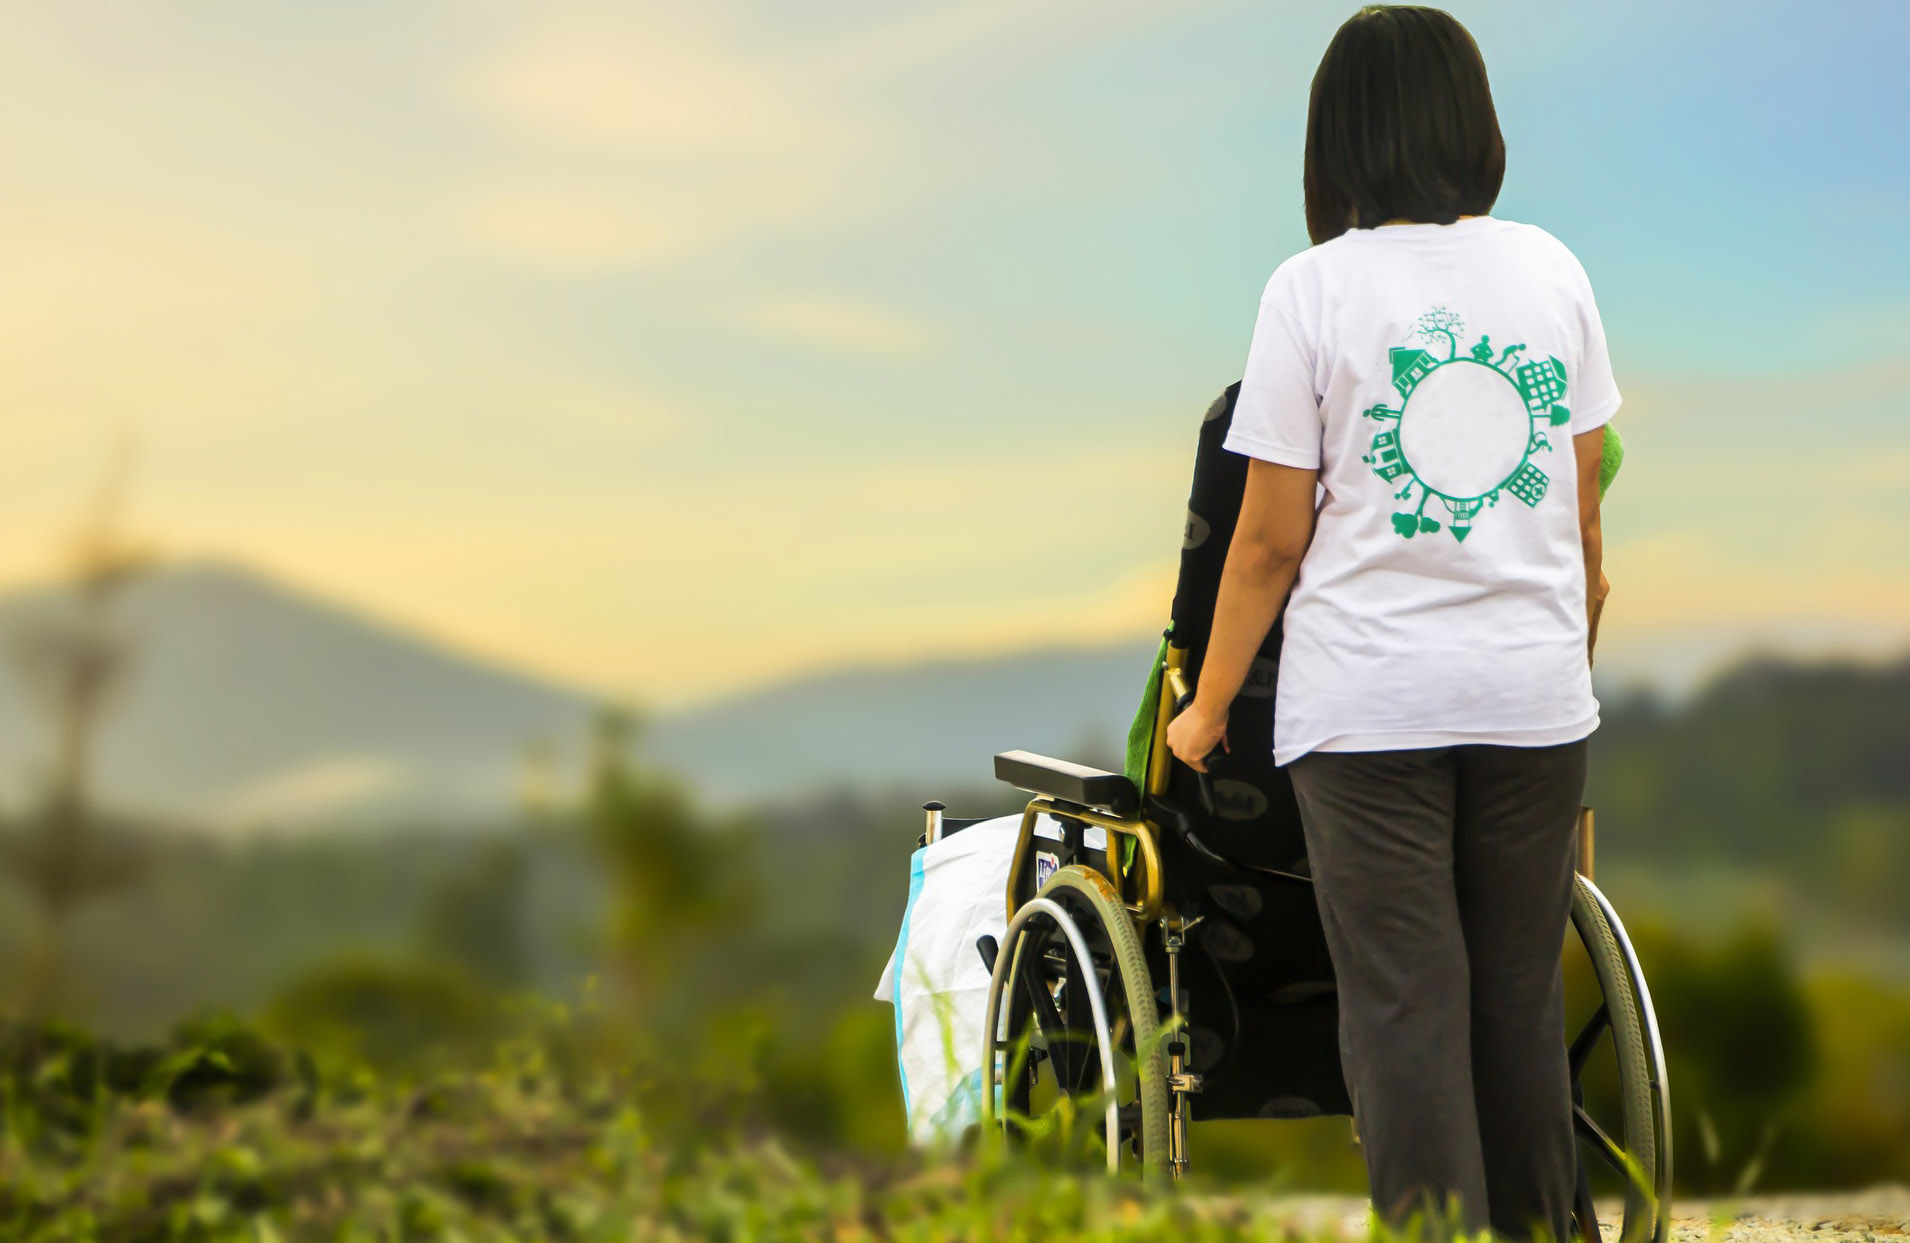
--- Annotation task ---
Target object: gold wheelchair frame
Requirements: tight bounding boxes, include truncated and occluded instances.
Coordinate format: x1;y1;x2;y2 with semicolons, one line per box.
981;645;1665;1243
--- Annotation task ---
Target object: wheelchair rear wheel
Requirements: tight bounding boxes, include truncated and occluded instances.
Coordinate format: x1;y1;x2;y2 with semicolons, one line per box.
1568;875;1672;1243
982;864;1170;1176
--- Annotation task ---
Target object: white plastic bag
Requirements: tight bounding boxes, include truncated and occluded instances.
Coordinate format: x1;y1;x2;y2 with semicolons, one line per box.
873;811;1100;1146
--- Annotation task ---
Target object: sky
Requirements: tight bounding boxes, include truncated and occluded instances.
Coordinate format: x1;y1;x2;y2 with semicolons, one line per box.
1;0;1905;707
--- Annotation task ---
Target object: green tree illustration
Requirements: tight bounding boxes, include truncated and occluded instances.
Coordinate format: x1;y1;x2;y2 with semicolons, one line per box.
1416;307;1464;360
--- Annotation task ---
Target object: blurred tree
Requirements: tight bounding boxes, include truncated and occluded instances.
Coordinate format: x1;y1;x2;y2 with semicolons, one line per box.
2;452;153;1019
1637;920;1818;1193
1825;803;1910;933
417;839;531;989
1781;974;1910;1185
515;737;561;823
581;710;760;1024
260;955;505;1077
760;1003;908;1153
1589;658;1910;877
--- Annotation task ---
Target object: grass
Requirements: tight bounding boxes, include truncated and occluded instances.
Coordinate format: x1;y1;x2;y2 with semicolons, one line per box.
0;1013;1415;1243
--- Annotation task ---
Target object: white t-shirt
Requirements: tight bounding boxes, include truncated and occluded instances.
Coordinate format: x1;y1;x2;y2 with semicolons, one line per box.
1223;215;1620;765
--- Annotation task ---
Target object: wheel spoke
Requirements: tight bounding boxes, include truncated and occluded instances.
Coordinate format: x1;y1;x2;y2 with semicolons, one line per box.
1574;1101;1629;1175
991;868;1163;1176
1569;1002;1611;1078
1017;927;1078;1089
1054;923;1104;1098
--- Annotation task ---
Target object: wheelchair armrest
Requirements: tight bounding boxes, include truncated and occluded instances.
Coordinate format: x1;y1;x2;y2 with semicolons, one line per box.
993;750;1140;816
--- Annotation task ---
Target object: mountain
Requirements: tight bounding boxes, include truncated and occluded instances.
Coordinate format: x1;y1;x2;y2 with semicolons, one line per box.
3;561;1903;832
0;563;602;829
647;641;1159;806
0;563;1157;827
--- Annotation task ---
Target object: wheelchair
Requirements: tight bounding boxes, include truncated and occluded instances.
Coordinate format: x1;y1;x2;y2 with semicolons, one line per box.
934;385;1670;1243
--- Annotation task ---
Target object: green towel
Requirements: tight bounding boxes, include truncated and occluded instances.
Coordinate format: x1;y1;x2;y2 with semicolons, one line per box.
1115;633;1168;871
1599;423;1624;498
1124;634;1169;790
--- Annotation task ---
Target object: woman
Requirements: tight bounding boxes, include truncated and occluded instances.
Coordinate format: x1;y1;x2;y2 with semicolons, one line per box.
1165;7;1615;1240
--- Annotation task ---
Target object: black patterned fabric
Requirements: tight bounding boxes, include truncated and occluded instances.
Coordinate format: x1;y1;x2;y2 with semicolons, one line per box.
1144;383;1352;1122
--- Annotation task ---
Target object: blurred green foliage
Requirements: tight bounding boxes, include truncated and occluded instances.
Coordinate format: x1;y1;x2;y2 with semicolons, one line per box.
0;1012;1420;1241
582;712;761;1026
260;957;510;1079
1625;922;1818;1194
1782;974;1910;1187
418;840;533;990
1589;658;1910;934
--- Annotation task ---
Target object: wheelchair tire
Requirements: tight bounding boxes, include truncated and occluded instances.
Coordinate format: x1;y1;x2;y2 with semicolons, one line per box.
983;864;1170;1177
1570;875;1672;1243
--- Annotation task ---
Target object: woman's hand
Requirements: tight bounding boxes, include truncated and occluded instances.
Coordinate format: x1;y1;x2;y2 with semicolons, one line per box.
1166;700;1230;773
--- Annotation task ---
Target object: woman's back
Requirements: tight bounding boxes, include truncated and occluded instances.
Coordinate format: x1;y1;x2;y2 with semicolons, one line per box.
1223;215;1619;764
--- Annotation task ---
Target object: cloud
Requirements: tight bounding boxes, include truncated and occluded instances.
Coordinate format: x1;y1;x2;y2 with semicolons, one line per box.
738;293;936;357
451;8;809;156
453;183;689;270
439;0;1210;272
443;6;887;270
810;0;1232;79
471;379;687;444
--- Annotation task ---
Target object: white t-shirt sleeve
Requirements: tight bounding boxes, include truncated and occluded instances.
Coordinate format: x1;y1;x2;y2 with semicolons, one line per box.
1570;273;1621;435
1224;271;1323;469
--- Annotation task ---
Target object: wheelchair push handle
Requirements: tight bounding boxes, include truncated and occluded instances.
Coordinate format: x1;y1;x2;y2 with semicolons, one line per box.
1171;688;1226;817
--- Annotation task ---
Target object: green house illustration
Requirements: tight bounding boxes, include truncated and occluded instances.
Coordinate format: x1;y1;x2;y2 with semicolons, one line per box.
1516;357;1568;416
1504;460;1549;507
1390;347;1436;397
1367;428;1408;481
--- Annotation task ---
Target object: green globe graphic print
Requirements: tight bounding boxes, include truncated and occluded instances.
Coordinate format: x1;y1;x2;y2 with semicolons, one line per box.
1360;307;1572;542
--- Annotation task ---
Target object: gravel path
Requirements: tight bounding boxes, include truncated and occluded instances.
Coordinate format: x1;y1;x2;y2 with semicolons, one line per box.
1254;1186;1910;1241
1641;1187;1910;1243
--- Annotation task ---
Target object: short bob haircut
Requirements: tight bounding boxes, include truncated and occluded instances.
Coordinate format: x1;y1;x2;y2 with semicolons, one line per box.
1303;6;1505;245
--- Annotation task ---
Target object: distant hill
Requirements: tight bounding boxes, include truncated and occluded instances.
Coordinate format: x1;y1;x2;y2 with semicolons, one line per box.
1;561;1903;833
646;642;1158;806
0;564;602;829
1589;655;1910;864
0;564;1158;826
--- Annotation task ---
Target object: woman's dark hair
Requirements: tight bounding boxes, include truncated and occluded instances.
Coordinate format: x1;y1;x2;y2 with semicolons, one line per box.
1303;5;1505;245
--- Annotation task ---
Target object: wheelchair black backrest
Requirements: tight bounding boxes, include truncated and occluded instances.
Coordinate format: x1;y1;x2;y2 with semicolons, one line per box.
1159;384;1310;877
1148;387;1348;1121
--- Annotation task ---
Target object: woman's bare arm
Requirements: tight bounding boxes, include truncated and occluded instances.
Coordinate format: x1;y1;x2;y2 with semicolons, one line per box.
1574;426;1608;660
1165;458;1319;771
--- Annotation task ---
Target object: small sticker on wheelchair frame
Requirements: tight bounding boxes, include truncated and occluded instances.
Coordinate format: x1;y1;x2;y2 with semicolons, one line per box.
1035;851;1060;891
